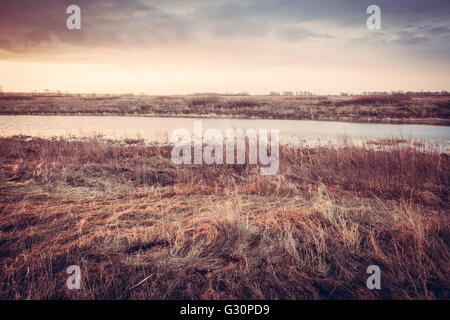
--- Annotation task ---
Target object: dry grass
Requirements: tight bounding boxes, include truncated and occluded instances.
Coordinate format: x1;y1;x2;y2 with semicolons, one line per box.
0;94;449;125
0;136;448;299
347;94;411;105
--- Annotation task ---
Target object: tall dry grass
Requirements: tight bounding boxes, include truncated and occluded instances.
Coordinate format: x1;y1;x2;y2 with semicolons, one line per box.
0;136;448;299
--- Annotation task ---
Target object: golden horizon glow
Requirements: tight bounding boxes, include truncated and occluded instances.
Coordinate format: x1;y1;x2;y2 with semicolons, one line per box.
1;1;449;94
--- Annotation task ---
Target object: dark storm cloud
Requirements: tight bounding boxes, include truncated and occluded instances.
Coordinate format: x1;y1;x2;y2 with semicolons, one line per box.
0;0;449;55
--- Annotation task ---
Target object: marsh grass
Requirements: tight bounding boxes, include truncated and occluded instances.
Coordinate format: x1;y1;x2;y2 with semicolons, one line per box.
0;94;448;125
0;136;448;299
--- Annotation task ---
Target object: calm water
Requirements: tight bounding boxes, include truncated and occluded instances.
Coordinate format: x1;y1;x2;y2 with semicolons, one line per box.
0;115;448;148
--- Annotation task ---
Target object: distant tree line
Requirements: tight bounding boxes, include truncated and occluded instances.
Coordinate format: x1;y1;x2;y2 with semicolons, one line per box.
357;91;450;97
269;91;315;96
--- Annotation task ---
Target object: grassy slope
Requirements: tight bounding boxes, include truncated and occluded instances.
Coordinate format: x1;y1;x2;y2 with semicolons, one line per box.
0;137;448;299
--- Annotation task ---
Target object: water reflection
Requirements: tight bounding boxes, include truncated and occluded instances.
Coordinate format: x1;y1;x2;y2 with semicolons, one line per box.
0;115;448;150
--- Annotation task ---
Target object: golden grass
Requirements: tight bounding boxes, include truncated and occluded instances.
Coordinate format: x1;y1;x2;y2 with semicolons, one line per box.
0;136;448;299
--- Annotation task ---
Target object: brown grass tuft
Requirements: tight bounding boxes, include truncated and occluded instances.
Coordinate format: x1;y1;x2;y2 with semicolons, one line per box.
0;136;448;299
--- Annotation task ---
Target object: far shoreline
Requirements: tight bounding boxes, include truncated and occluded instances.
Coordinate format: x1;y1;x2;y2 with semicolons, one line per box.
0;93;449;126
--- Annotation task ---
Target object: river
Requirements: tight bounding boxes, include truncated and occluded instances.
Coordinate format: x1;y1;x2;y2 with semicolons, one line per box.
0;115;448;150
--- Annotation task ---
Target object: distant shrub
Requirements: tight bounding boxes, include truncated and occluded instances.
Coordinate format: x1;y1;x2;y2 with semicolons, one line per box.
154;96;180;100
350;94;411;105
190;96;220;106
0;95;33;100
436;100;450;118
229;99;260;108
318;99;333;105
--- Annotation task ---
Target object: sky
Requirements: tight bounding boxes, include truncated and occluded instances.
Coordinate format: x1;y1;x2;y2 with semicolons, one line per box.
0;0;449;94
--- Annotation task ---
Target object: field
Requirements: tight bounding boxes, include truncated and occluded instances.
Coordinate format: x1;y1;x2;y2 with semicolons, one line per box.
0;136;448;299
0;93;449;125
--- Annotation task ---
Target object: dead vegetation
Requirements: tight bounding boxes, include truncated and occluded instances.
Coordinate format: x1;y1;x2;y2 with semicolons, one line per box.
0;94;449;125
0;136;448;299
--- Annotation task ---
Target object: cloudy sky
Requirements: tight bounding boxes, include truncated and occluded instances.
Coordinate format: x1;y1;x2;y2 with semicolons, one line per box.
0;0;449;94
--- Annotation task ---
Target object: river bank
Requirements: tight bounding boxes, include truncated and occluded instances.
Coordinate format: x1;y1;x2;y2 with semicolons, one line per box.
0;136;448;299
0;94;449;126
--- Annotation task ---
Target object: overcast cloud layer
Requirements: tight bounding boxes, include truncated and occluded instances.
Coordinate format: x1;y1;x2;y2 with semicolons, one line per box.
0;0;449;56
0;1;449;93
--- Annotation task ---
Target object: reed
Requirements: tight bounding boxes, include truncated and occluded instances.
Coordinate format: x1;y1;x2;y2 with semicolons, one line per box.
0;136;448;299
